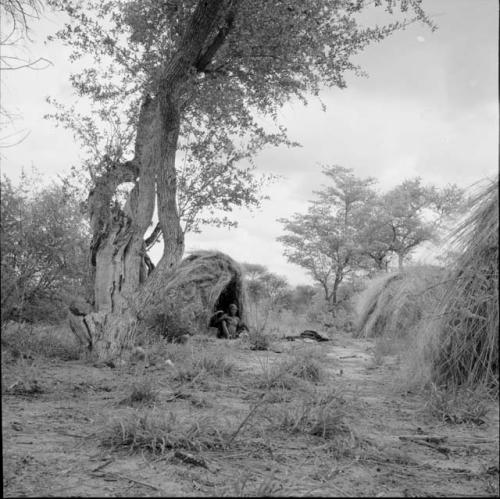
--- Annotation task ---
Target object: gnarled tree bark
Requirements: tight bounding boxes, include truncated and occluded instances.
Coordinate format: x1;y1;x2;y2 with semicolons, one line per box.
69;0;236;360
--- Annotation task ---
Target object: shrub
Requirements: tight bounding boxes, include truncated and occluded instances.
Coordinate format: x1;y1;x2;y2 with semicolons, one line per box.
1;322;82;361
0;173;90;324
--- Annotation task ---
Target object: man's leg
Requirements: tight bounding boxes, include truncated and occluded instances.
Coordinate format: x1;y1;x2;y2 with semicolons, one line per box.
220;320;229;339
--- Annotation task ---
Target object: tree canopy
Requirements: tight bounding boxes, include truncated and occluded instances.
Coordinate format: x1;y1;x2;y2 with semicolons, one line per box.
278;166;465;311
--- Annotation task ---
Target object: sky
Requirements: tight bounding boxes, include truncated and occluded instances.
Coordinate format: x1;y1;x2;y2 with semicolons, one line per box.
1;0;498;285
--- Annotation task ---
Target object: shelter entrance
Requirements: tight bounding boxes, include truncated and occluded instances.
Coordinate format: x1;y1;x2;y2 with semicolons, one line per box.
213;276;242;314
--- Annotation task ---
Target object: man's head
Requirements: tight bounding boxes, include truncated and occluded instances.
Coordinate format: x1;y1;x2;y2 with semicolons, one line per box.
228;303;238;316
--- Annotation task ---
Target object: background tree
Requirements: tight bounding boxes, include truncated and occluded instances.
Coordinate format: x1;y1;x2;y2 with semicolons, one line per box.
47;0;432;358
381;178;465;269
0;172;90;323
278;166;376;313
285;284;316;315
242;262;290;331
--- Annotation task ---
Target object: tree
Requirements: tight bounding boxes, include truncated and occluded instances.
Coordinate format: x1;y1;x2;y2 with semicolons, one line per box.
381;178;465;269
0;172;90;323
278;166;376;312
48;0;432;358
286;284;316;314
241;262;290;331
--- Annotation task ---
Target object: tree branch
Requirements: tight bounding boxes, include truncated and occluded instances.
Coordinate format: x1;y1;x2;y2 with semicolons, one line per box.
194;2;238;72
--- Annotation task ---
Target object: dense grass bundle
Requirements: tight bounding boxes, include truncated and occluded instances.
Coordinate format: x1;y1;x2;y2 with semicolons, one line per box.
140;250;248;339
428;180;498;390
354;266;446;339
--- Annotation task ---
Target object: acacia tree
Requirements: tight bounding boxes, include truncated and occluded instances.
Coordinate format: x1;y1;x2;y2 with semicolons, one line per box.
381;178;465;269
278;166;376;311
48;0;432;358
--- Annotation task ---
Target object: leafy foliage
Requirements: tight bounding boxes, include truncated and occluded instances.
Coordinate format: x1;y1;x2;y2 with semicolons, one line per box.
278;166;465;309
0;172;90;322
278;166;376;307
46;0;433;237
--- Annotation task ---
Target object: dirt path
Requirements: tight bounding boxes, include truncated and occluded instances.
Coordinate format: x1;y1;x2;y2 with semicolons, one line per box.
2;334;499;497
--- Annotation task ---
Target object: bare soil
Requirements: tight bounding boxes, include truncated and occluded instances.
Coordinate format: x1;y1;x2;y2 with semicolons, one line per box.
2;333;499;497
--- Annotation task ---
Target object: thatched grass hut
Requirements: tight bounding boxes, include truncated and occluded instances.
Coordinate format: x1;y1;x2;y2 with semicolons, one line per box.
139;250;248;340
354;265;446;339
426;180;499;390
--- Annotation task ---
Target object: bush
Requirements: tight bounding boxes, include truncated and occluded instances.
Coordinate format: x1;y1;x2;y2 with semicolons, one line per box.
1;322;82;361
1;173;90;323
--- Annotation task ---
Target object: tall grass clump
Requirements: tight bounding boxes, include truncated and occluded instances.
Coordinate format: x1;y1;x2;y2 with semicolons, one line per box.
255;347;326;392
354;266;446;339
119;378;159;407
420;180;498;391
101;410;226;454
173;348;235;383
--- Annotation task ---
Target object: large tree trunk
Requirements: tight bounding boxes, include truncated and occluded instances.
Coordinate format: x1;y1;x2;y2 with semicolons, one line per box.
69;0;233;360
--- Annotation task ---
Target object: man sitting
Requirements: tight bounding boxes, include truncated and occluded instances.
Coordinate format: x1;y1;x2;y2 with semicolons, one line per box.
210;303;248;339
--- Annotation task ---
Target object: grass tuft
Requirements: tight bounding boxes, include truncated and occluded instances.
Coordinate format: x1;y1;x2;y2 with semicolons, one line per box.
101;410;227;454
173;349;234;383
118;378;159;407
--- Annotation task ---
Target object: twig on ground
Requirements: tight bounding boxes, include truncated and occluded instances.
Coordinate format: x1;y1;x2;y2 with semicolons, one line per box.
92;472;163;492
91;459;114;473
398;435;447;444
399;436;450;456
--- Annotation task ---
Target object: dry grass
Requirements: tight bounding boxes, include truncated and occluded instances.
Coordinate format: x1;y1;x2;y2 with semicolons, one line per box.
100;410;228;454
138;250;248;338
354;266;446;339
255;347;326;392
274;388;362;460
118;378;159;407
424;384;490;425
430;181;498;390
172;348;235;383
1;321;82;361
403;180;499;393
278;389;348;436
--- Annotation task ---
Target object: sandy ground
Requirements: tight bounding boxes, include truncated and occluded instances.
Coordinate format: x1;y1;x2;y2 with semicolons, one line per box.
2;333;499;497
